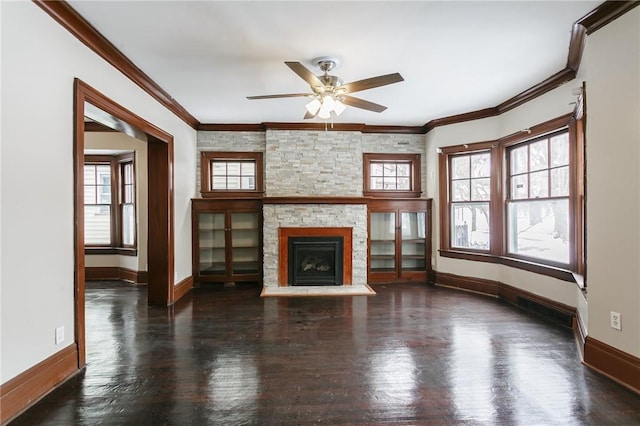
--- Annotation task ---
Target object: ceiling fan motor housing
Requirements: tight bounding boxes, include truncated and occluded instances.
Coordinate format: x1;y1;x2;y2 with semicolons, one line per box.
313;56;339;72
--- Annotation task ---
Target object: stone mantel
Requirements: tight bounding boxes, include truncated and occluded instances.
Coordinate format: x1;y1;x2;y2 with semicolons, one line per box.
262;196;369;205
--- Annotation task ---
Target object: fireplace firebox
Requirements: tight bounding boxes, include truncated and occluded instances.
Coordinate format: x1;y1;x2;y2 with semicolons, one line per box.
288;237;343;286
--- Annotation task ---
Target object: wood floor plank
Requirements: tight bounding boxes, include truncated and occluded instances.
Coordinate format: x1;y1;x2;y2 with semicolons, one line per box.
10;282;640;425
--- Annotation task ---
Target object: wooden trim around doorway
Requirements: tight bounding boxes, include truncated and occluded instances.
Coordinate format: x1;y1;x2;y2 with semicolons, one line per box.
74;79;176;374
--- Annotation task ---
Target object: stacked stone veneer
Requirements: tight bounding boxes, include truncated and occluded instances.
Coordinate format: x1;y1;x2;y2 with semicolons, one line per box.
197;129;426;286
265;130;425;196
262;204;368;286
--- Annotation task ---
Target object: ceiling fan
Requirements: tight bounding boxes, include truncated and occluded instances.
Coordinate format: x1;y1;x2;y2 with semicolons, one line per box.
247;57;404;120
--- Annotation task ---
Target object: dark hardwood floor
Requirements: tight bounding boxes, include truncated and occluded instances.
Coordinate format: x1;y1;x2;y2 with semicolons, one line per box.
11;282;640;425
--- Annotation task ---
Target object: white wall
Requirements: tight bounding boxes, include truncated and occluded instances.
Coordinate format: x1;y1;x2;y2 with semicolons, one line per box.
85;132;149;273
1;2;197;383
580;8;640;357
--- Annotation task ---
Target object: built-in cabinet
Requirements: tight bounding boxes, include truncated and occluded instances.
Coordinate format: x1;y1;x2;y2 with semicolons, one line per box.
368;199;432;283
191;199;262;284
191;197;431;286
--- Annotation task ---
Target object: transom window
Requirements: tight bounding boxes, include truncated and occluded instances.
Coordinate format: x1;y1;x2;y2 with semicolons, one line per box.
363;153;421;198
370;161;411;190
212;160;256;190
201;151;263;198
439;113;584;282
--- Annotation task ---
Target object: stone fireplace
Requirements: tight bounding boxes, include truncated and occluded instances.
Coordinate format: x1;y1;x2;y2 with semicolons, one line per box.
262;203;368;290
278;227;352;286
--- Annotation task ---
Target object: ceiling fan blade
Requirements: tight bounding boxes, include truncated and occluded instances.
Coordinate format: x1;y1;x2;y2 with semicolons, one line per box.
340;95;387;113
247;93;313;100
303;110;317;120
338;73;404;94
285;62;325;88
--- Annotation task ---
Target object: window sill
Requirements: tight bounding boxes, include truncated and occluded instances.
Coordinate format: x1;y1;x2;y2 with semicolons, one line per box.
201;191;264;199
439;249;577;283
85;247;138;256
363;190;422;199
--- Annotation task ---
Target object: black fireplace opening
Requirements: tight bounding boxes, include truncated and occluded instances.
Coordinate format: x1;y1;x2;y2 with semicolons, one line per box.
288;237;343;286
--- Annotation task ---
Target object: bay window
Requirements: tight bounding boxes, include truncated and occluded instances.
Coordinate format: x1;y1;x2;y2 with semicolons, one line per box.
439;113;584;282
84;153;137;253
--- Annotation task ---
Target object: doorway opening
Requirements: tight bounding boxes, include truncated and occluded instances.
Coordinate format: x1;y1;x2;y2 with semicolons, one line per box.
74;79;175;368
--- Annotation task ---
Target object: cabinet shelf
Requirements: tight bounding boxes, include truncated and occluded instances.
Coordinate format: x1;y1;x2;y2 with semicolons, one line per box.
368;199;431;283
192;199;262;284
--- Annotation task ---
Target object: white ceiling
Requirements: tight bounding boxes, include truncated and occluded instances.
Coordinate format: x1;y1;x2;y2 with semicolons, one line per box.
68;1;600;127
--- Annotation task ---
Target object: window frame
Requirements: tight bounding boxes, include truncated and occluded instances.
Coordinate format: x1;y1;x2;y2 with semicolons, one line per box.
448;147;494;252
504;129;572;268
84;153;137;255
118;153;136;249
363;153;422;198
200;151;264;198
84;156;116;248
438;113;584;283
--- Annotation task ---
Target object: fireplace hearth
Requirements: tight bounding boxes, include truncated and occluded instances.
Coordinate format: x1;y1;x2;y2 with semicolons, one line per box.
288;237;343;286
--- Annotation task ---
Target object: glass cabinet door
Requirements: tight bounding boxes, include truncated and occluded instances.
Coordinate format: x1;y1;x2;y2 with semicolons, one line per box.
370;212;396;272
198;212;226;276
401;211;426;271
230;212;260;275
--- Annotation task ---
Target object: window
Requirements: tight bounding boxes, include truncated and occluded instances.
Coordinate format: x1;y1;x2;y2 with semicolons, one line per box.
439;113;584;281
201;152;263;198
84;162;112;245
363;153;421;198
120;158;136;247
507;131;570;264
84;153;137;253
449;151;491;250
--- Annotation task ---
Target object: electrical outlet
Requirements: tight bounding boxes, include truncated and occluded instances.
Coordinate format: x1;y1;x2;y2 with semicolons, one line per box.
55;326;65;345
610;312;621;331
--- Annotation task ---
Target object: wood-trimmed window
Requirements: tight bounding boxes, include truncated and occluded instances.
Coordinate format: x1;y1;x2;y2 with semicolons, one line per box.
363;153;421;198
84;153;137;254
120;156;136;247
439;113;585;283
200;151;264;198
449;150;492;250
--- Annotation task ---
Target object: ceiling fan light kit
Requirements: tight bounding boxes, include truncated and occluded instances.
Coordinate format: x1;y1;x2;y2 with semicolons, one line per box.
247;56;404;120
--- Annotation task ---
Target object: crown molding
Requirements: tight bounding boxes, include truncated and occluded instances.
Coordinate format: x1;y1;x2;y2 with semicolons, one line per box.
35;1;639;135
578;0;640;34
419;1;639;134
33;0;199;129
198;122;425;134
197;123;266;132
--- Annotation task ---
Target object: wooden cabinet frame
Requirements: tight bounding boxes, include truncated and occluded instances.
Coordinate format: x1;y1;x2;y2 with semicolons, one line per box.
367;198;432;283
191;198;262;284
